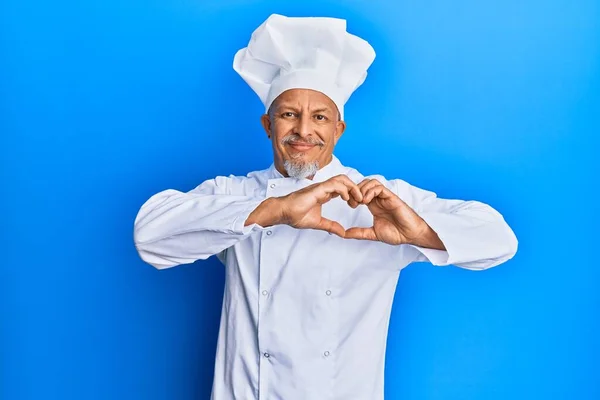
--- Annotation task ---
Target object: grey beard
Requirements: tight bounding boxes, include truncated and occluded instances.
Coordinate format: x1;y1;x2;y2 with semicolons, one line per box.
283;159;320;179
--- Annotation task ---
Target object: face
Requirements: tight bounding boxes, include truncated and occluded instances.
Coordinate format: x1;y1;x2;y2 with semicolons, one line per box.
260;89;346;179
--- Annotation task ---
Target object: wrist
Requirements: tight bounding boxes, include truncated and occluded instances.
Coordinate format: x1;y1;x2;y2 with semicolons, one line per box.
408;220;446;250
245;197;285;227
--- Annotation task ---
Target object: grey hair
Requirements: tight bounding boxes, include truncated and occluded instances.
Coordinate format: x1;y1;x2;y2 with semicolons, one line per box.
283;159;320;179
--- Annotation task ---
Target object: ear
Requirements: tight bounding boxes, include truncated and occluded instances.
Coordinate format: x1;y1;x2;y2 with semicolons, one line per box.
260;114;272;139
333;120;346;145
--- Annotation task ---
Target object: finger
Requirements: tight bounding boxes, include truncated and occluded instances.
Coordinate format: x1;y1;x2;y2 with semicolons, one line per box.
347;198;360;208
330;181;351;202
365;183;398;204
363;185;386;204
328;179;363;203
362;180;395;204
344;227;378;241
326;175;362;203
357;179;373;191
346;177;370;208
349;184;364;203
315;217;346;238
333;175;364;203
358;179;380;196
318;180;351;202
359;180;382;203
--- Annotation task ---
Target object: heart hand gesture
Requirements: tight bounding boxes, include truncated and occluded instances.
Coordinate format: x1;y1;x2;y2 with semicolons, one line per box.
344;179;427;245
247;175;430;246
276;175;364;237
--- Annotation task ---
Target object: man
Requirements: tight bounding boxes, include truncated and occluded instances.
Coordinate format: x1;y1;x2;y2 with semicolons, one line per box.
133;14;518;400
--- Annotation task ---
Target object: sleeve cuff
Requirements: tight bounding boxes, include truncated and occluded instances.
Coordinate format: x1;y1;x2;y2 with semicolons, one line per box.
409;245;451;266
230;199;269;235
408;211;464;266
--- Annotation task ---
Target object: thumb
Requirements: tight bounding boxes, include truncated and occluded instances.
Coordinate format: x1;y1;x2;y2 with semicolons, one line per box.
314;217;346;238
344;227;378;241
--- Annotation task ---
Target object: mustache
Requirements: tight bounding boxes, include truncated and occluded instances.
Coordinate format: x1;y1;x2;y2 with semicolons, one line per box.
280;134;325;147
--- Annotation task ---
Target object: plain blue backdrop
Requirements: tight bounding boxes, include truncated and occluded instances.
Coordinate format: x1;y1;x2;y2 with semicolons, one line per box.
2;0;598;399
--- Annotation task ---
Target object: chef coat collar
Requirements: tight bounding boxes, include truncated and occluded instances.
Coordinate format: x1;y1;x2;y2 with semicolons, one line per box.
267;154;346;184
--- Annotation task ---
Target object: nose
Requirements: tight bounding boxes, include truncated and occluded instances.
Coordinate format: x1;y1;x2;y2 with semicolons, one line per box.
295;113;312;138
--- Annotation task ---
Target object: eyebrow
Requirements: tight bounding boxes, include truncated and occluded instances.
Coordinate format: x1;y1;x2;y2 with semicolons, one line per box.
277;106;333;114
277;105;300;112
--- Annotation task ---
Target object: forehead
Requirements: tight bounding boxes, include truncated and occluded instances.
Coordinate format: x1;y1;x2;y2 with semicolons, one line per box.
274;89;336;111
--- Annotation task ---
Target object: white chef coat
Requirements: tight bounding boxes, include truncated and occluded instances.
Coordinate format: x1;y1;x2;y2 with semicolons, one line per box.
133;155;518;400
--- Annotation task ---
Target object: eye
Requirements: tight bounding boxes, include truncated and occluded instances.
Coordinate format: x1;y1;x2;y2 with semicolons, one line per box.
315;114;327;121
282;112;297;118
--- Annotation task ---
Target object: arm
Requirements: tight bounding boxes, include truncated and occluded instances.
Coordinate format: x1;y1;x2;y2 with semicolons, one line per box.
394;179;519;270
133;177;267;269
134;174;365;269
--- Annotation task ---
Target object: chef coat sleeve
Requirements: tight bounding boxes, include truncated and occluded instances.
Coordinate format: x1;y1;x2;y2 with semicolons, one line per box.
133;176;266;269
391;179;518;271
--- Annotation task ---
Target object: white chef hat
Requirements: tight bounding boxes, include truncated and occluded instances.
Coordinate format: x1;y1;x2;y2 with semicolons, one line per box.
233;14;376;120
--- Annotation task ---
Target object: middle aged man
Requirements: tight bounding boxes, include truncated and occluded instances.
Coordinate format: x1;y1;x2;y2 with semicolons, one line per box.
133;14;518;400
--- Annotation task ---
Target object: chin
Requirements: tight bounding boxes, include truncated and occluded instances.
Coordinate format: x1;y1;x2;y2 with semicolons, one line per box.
283;158;320;179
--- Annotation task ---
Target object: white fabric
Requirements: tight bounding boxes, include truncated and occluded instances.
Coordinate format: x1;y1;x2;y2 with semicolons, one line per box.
232;14;376;119
133;156;518;400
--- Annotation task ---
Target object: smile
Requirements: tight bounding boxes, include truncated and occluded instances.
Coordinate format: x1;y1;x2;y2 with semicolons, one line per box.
287;142;317;151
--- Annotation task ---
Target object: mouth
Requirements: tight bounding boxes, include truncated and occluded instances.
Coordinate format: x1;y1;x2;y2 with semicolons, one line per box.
287;142;317;152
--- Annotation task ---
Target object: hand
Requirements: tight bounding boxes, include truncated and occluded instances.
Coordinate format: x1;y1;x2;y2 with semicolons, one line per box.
277;174;364;237
246;175;439;247
344;179;429;245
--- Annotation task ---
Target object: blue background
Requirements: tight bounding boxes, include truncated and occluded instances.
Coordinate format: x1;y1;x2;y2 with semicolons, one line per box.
2;0;598;399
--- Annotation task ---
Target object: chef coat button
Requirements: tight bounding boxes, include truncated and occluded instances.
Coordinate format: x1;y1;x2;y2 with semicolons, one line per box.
263;352;270;358
324;351;330;357
270;184;276;188
266;230;272;236
325;290;332;296
262;290;269;296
